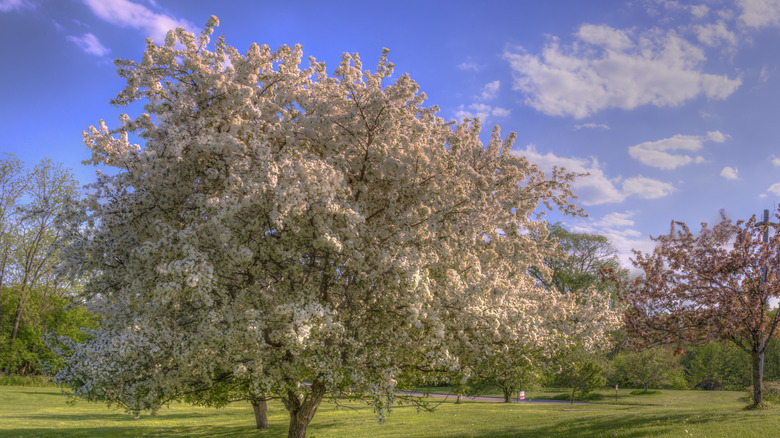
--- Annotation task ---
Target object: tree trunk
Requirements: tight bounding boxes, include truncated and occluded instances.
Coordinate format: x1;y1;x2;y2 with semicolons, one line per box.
456;393;462;404
752;348;765;405
283;381;326;438
570;387;576;404
251;395;269;429
9;294;23;342
502;387;512;403
644;382;648;392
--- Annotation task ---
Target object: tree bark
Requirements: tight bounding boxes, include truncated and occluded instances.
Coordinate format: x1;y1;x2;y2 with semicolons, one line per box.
283;381;326;438
251;395;269;429
502;387;512;403
455;393;462;404
752;348;765;405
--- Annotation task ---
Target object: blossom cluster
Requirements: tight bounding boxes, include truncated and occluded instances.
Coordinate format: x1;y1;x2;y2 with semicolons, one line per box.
54;17;616;425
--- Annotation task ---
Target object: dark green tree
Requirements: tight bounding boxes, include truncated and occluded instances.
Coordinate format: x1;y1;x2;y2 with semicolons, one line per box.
533;223;628;298
613;347;683;391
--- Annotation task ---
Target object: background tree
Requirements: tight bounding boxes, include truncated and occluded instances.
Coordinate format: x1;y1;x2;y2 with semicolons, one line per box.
554;347;607;404
681;343;751;390
0;153;26;334
612;347;683;391
467;351;541;403
529;224;626;396
53;18;600;438
532;223;628;298
0;156;93;376
623;211;780;406
8;160;79;344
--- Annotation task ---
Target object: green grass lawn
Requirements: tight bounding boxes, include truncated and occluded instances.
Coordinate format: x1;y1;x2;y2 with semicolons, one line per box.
1;385;778;437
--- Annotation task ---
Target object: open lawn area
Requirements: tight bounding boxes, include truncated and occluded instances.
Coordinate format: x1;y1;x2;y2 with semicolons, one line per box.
1;386;778;437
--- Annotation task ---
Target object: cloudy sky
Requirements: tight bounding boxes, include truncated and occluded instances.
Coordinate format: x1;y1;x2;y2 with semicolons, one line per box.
2;0;780;266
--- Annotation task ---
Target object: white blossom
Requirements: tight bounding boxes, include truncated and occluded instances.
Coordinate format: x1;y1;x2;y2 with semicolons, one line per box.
53;17;612;435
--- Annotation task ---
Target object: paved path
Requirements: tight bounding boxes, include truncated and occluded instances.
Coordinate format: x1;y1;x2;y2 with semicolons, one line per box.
399;391;586;405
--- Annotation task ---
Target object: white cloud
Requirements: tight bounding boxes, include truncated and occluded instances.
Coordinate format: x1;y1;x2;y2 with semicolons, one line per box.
691;4;710;18
0;0;29;12
504;25;742;118
597;211;636;228
516;145;676;205
628;132;728;170
481;80;501;100
738;0;780;28
491;107;511;117
622;176;677;199
573;211;655;269
577;24;633;51
720;166;739;179
652;0;709;16
82;0;195;43
695;22;737;47
455;103;510;121
67;33;110;56
518;145;624;205
770;155;780;166
458;61;480;72
769;182;780;195
574;123;610;130
707;130;728;142
760;65;773;82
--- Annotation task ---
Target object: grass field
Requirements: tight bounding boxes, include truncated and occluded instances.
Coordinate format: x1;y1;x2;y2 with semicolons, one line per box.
1;385;778;437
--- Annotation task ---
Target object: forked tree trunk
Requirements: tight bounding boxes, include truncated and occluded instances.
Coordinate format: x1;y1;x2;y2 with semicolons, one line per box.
502;387;512;403
251;395;269;429
456;393;462;404
283;381;326;438
752;349;765;405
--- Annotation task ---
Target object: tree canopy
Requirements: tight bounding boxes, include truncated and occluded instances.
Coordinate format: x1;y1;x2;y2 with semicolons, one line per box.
623;211;780;406
53;18;617;437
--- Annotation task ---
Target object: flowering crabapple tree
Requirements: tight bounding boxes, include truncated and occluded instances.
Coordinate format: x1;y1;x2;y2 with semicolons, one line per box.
54;17;594;437
459;284;620;403
623;211;780;406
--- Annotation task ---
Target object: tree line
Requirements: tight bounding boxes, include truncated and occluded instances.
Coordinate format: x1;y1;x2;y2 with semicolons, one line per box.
0;155;95;377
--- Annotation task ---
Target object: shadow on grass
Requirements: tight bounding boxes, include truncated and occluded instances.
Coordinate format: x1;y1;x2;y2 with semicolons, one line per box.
443;408;743;438
2;411;346;438
15;390;68;397
9;411;222;422
0;425;287;438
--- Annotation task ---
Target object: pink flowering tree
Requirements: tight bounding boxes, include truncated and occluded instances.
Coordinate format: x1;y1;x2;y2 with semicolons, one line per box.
53;18;612;437
623;211;780;406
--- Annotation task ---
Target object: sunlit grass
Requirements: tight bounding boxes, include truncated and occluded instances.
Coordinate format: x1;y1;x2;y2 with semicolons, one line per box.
1;386;777;437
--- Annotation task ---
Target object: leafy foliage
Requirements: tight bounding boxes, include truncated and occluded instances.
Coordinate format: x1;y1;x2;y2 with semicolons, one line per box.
623;211;780;405
612;347;685;391
533;222;628;298
0;154;92;377
553;348;607;403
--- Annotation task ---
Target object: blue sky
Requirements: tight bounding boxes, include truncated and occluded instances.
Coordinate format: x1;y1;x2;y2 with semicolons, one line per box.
2;0;780;266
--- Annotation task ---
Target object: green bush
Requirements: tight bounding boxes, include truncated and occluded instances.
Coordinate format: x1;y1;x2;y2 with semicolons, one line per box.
629;389;660;395
551;392;605;401
746;381;780;404
0;374;56;387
